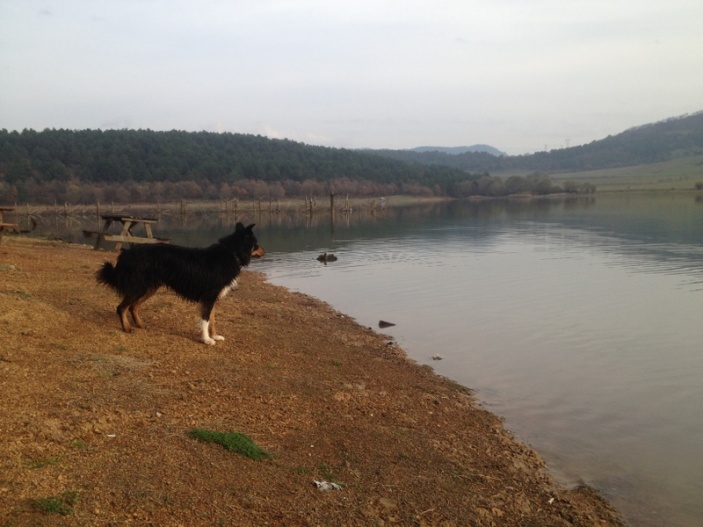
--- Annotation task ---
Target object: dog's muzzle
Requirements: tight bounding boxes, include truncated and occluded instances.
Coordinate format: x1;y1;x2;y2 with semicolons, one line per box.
251;246;265;258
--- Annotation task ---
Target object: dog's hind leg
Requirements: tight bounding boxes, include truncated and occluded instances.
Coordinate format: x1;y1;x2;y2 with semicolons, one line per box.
129;288;158;329
117;298;135;333
117;286;153;333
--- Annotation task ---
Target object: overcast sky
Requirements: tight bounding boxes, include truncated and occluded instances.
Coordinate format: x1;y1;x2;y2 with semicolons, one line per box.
1;1;702;154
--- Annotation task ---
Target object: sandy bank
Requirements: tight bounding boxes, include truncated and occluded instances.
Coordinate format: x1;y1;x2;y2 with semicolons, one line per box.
0;237;625;526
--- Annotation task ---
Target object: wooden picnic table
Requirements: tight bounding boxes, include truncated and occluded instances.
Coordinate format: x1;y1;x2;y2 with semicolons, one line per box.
0;207;19;243
84;214;169;251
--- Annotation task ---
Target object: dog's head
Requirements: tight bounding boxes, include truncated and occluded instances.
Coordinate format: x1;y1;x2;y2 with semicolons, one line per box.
240;223;265;258
221;222;264;264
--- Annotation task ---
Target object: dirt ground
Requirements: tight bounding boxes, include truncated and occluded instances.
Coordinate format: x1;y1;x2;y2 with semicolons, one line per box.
0;236;626;526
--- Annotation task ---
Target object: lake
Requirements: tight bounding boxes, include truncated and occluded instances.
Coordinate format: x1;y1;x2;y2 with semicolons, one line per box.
40;193;703;526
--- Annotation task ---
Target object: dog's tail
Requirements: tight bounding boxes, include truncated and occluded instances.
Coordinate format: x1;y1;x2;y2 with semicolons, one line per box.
96;262;119;290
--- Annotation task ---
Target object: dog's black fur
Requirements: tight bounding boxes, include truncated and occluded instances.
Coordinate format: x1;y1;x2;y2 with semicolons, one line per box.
96;222;262;344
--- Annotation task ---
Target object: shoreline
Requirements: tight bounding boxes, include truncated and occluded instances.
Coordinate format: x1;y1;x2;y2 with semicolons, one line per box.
0;237;626;526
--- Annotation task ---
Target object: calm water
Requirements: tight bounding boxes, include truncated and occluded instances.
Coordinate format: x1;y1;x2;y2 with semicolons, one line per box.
38;194;703;526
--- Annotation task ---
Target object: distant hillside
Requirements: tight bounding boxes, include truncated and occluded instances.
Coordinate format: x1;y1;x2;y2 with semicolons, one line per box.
409;145;505;156
0;128;482;204
373;111;703;174
2;111;701;204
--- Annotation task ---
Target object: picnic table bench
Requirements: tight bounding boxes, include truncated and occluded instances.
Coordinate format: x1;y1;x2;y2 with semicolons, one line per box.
83;214;169;251
0;207;19;243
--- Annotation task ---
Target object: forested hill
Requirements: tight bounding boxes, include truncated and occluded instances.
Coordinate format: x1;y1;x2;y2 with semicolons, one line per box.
0;129;481;203
372;111;703;173
2;111;701;204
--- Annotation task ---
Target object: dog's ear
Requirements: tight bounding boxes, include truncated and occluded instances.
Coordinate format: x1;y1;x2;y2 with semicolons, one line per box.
246;224;255;232
235;222;245;232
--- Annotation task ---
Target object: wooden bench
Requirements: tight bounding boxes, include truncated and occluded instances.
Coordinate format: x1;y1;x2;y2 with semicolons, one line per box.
84;214;169;250
0;207;19;243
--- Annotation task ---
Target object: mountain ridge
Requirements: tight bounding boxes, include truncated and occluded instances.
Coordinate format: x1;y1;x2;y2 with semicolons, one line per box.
370;111;703;173
409;144;505;156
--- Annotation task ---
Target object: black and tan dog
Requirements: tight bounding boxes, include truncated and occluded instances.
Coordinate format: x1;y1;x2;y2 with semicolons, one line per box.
97;222;264;345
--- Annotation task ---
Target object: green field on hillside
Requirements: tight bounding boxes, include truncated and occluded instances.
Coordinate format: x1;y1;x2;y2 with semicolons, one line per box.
495;155;703;191
549;155;703;191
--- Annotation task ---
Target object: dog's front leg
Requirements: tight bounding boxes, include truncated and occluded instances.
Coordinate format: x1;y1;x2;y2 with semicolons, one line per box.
200;319;216;345
199;301;223;345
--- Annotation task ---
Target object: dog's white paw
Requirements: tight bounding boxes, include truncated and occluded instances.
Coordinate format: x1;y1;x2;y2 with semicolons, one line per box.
203;336;217;345
212;335;225;341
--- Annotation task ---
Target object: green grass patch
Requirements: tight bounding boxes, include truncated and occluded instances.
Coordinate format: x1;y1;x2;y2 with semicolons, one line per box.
318;463;338;482
27;455;62;470
69;439;89;449
188;428;269;460
31;491;78;515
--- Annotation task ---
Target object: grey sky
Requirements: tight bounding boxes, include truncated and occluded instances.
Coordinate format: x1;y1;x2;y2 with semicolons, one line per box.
1;0;702;154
